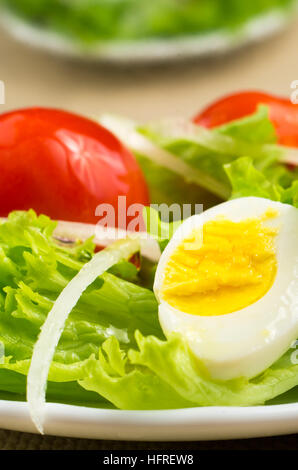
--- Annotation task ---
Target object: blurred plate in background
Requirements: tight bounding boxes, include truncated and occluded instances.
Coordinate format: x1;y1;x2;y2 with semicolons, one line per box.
0;9;294;65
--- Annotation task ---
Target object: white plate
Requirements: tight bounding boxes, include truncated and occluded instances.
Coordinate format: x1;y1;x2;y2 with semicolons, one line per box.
0;9;293;64
1;401;298;441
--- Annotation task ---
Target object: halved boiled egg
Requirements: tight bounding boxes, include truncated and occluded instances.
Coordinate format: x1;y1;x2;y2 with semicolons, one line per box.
154;197;298;381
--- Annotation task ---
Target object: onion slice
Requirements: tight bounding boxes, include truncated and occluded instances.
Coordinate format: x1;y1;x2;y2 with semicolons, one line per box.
0;217;161;262
27;238;139;434
54;220;161;262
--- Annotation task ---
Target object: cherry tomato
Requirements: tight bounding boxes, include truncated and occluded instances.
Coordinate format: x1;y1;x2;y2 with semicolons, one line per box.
193;91;298;147
0;107;149;225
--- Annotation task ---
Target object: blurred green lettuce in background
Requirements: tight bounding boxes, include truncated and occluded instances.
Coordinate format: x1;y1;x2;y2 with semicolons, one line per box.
1;0;296;44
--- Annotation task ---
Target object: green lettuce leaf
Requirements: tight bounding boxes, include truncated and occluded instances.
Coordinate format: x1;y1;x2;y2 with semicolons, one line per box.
0;368;113;408
215;104;277;144
225;156;298;207
79;332;298;409
0;210;162;407
79;336;193;410
135;152;222;209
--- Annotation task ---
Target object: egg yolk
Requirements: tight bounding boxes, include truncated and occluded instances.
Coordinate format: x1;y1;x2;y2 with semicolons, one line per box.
161;210;278;316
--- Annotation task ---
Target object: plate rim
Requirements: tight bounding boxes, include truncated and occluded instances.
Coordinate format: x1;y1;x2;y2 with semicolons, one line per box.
1;399;298;441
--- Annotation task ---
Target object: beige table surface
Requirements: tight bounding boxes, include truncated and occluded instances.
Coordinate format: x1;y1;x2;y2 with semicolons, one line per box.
0;19;298;450
1;19;298;119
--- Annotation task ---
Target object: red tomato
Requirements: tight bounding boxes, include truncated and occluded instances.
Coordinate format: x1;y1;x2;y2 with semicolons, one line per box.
0;107;149;225
193;91;298;147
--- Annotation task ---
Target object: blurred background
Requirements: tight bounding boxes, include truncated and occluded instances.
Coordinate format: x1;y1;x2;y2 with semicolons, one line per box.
0;0;298;120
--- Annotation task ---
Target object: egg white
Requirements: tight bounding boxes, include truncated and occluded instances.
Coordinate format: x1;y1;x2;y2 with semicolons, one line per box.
154;197;298;381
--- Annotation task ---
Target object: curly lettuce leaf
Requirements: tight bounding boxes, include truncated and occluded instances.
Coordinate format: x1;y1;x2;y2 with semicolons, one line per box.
0;210;162;407
79;336;193;410
215;104;277;144
225;156;298;207
79;332;298;409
